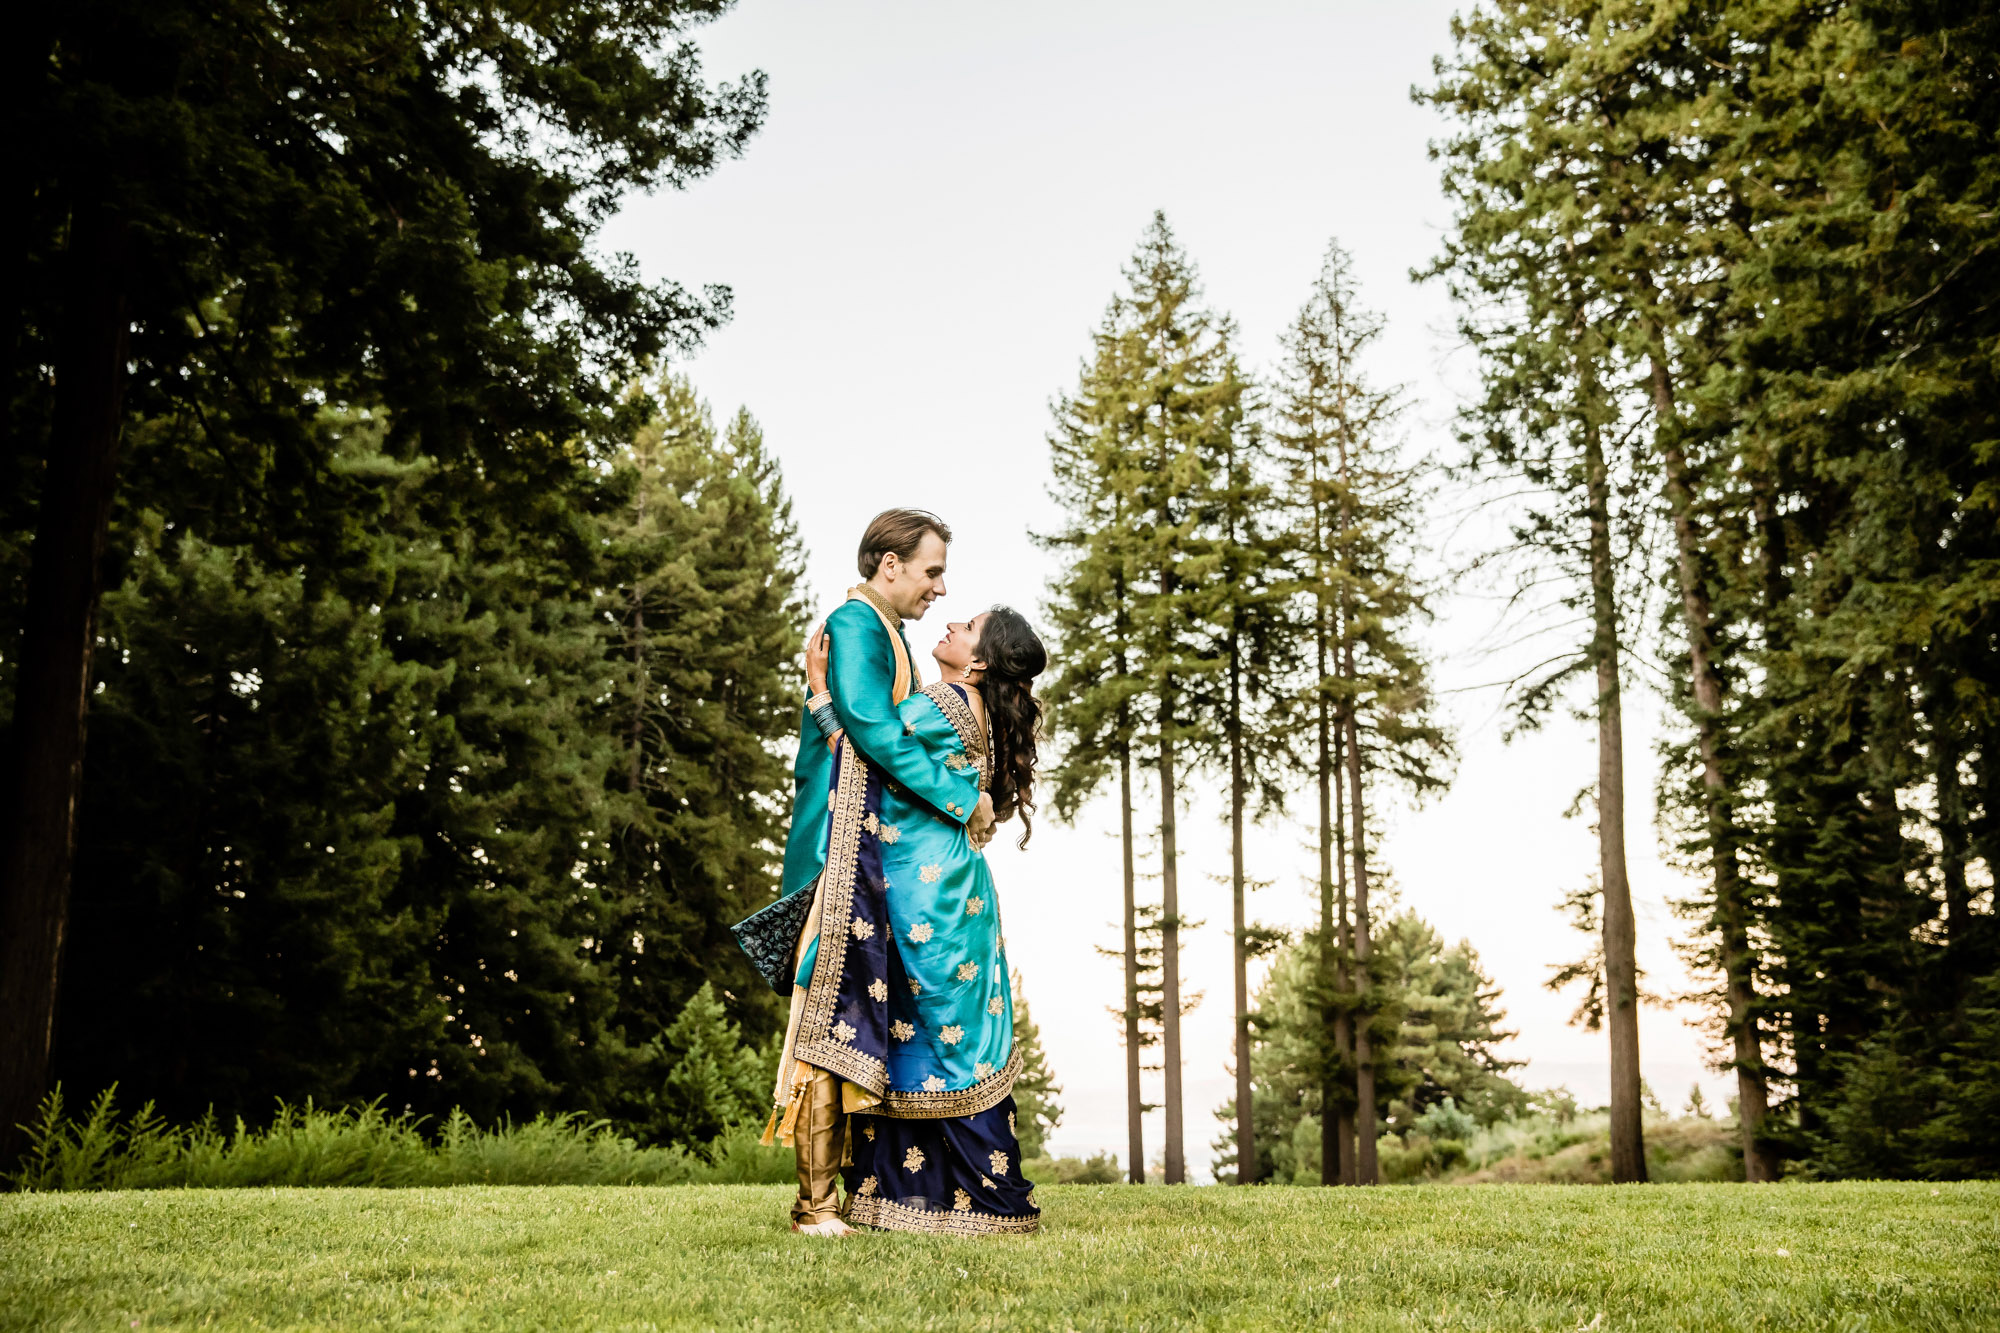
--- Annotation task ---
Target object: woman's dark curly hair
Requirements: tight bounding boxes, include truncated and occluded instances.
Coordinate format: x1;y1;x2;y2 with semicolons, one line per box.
973;605;1047;848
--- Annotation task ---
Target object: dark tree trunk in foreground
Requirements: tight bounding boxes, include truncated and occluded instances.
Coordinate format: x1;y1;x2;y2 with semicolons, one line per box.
1119;743;1145;1185
1584;407;1648;1184
0;205;132;1163
1650;352;1774;1182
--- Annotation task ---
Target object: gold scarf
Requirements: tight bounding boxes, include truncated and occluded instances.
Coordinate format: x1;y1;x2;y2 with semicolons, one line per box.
846;583;921;701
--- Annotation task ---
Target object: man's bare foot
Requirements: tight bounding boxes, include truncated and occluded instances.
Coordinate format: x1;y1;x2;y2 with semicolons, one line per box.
791;1218;857;1238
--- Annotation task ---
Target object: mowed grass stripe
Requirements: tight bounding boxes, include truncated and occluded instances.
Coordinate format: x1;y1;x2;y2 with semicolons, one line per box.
3;1181;1995;1332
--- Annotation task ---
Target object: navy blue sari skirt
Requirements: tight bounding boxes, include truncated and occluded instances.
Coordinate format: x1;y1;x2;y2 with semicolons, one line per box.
844;1095;1039;1235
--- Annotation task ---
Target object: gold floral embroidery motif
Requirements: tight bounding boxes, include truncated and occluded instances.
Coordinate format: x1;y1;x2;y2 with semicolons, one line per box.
849;915;874;941
989;1150;1009;1176
980;1176;995;1189
919;864;943;885
879;823;902;845
923;1075;946;1092
974;1061;995;1079
903;1146;926;1173
832;1020;857;1045
891;1020;915;1042
952;1189;971;1212
1008;1111;1016;1135
858;1175;878;1195
844;1195;1039;1237
956;961;979;982
987;996;1005;1016
868;977;888;1003
907;922;933;944
875;1047;1022;1119
945;752;973;772
864;1125;877;1142
908;979;922;995
940;1024;964;1046
965;895;984;916
861;812;881;836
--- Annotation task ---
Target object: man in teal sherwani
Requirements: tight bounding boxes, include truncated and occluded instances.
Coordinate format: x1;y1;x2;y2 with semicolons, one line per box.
767;508;989;1236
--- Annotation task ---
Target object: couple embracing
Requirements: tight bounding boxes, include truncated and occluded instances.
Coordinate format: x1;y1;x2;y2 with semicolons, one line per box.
733;508;1049;1237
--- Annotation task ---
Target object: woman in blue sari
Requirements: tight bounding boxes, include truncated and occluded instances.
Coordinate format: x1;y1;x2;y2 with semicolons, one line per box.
803;604;1047;1235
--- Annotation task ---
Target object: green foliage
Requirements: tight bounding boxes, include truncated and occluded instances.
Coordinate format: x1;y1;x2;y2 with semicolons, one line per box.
1040;212;1249;802
1009;974;1064;1162
3;0;788;1150
637;983;777;1157
1423;0;2000;1180
5;1084;793;1193
1215;908;1526;1185
1392;1106;1741;1186
1020;1152;1124;1185
47;383;801;1138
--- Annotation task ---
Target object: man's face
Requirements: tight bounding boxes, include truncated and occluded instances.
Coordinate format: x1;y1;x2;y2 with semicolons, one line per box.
880;532;948;620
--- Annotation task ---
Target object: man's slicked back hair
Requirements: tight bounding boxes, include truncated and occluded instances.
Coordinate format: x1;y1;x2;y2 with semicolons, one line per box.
857;508;952;579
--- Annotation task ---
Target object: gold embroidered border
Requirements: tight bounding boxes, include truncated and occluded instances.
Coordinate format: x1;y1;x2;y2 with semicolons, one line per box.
844;1194;1040;1237
920;682;992;790
874;1045;1021;1120
792;741;887;1094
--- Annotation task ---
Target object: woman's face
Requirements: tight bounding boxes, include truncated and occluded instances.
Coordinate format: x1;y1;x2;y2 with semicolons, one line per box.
932;612;989;676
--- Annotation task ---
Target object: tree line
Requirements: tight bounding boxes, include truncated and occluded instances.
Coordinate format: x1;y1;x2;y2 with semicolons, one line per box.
1044;0;1999;1186
1424;0;1999;1181
1040;216;1456;1185
0;0;800;1159
0;0;1078;1169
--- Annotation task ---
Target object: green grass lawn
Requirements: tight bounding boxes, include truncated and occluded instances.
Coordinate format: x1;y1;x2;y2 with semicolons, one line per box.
4;1181;1996;1331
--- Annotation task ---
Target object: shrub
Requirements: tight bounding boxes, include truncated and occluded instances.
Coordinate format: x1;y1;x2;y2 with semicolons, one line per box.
4;1085;793;1191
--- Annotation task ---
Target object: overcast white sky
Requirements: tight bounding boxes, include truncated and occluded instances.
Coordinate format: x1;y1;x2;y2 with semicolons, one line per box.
603;0;1732;1180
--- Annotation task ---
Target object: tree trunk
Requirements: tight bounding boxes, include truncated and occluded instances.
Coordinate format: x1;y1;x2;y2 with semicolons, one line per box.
1930;721;1970;964
1158;713;1185;1185
1340;682;1377;1185
1649;351;1773;1182
1584;405;1647;1185
628;597;647;793
1119;742;1144;1185
1229;646;1254;1184
1316;625;1345;1187
1332;726;1355;1187
0;204;132;1165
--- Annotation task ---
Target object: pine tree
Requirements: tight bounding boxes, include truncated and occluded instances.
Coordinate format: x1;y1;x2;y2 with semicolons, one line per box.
1041;304;1150;1184
1186;375;1295;1186
649;982;773;1154
1043;212;1240;1184
1272;240;1452;1184
56;411;636;1126
1010;973;1065;1162
1423;7;1660;1182
1217;908;1525;1185
596;377;808;1105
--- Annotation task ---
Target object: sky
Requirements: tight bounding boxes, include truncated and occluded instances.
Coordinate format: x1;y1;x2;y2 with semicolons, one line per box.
601;0;1733;1180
